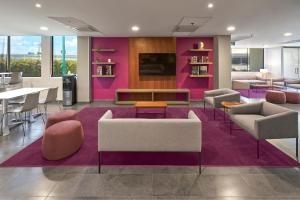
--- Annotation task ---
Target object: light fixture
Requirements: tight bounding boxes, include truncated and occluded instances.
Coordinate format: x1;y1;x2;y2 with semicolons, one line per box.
208;3;214;8
284;32;292;37
227;26;236;32
35;3;42;8
40;26;48;31
131;25;140;32
263;44;269;48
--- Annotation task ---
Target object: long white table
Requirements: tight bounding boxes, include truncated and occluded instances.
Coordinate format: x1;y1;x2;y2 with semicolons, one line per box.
0;87;48;136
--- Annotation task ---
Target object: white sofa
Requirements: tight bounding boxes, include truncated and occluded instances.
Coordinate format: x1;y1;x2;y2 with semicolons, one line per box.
98;110;202;173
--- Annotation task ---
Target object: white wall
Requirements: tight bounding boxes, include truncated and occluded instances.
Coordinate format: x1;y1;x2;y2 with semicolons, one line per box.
22;36;91;102
214;35;232;88
264;47;282;78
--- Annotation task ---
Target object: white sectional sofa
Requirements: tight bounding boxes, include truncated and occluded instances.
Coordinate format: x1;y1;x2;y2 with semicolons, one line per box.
98;110;202;173
231;72;266;90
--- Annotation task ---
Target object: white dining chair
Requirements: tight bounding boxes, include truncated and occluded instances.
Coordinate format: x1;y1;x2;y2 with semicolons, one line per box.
7;92;40;136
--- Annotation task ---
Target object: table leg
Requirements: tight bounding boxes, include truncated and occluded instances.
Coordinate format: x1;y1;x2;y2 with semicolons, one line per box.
223;107;226;120
1;99;10;136
164;107;167;118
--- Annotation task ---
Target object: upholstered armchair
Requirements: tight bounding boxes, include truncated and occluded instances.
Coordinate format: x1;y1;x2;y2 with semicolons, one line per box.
204;88;241;119
229;102;298;158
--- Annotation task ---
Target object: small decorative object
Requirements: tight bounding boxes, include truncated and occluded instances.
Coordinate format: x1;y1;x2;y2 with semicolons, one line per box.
96;66;103;75
108;58;112;63
192;66;200;75
200;66;208;74
191;56;198;63
199;41;205;49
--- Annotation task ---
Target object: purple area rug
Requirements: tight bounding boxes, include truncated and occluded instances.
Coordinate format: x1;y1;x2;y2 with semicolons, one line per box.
1;107;299;167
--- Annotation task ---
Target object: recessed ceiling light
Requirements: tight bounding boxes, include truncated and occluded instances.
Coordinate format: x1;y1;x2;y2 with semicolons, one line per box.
284;32;292;37
227;26;236;32
208;3;214;8
131;26;140;32
40;26;48;31
35;3;42;8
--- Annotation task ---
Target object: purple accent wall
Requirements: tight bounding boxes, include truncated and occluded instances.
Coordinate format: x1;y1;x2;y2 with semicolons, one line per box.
91;38;129;100
91;37;214;101
176;37;214;100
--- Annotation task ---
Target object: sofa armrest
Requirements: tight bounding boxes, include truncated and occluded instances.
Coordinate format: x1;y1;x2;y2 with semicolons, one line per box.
255;111;298;139
204;89;226;97
99;110;113;120
229;102;262;115
214;93;241;108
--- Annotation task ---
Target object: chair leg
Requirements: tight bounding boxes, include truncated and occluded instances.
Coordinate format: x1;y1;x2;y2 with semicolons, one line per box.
257;140;260;159
98;151;102;174
198;152;202;174
296;138;298;158
229;120;232;135
203;101;206;111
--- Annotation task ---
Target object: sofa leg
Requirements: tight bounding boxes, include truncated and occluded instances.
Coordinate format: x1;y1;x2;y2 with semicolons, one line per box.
257;140;260;159
98;152;101;174
198;152;202;174
213;108;216;120
296;138;298;158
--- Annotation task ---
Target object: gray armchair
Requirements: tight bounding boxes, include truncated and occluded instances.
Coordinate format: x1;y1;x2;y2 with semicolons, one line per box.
229;102;298;158
204;88;241;119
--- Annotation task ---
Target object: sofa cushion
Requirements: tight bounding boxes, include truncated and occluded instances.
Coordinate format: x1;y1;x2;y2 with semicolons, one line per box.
231;114;264;137
261;102;291;116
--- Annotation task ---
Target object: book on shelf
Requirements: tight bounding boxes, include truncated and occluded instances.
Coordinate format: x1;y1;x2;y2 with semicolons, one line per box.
106;65;112;75
191;66;199;75
96;66;103;75
199;65;208;74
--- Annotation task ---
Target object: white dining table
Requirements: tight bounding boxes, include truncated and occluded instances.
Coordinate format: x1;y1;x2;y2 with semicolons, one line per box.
0;72;12;85
0;87;49;136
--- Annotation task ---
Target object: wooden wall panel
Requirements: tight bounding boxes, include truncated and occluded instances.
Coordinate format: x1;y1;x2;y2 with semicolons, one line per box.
129;37;176;89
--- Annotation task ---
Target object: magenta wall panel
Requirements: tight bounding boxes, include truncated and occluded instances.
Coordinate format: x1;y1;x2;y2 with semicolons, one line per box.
91;37;129;100
176;37;214;100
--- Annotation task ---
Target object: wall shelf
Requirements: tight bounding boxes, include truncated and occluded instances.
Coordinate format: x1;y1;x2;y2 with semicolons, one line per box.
92;74;115;78
189;62;213;65
190;74;213;78
189;49;213;52
92;48;116;52
92;62;116;65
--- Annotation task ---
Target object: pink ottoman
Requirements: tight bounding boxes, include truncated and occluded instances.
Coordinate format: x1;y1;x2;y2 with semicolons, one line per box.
42;120;84;160
284;91;300;104
46;110;78;128
265;90;286;104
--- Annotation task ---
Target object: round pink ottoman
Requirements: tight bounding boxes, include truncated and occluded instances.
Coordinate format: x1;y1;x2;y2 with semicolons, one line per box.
265;90;286;104
284;91;300;104
42;120;84;160
46;110;78;128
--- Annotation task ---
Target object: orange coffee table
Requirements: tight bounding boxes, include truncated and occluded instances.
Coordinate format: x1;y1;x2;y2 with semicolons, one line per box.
135;101;167;118
221;101;244;120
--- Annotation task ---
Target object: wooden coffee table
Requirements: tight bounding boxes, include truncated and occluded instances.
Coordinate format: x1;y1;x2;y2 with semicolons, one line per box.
221;101;244;120
135;101;167;118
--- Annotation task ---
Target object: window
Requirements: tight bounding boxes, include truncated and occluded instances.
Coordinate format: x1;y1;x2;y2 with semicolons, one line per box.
52;36;77;77
232;48;249;71
0;36;8;72
10;36;42;77
232;48;264;72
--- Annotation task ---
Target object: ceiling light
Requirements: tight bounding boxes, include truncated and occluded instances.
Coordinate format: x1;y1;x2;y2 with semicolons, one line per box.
263;44;269;48
35;3;42;8
40;26;48;31
131;26;140;32
284;32;292;37
227;26;236;32
208;3;214;8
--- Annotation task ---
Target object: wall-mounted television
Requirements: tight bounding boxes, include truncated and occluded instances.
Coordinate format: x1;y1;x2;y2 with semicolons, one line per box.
139;53;176;76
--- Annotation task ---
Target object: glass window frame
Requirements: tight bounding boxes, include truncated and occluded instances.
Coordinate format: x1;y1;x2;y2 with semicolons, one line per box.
51;36;77;77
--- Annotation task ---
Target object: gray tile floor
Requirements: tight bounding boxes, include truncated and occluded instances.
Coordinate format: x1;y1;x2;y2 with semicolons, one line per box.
0;100;300;200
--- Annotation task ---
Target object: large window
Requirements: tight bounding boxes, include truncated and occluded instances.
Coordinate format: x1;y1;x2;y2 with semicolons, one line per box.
232;48;264;72
0;36;8;72
10;36;42;77
52;36;77;77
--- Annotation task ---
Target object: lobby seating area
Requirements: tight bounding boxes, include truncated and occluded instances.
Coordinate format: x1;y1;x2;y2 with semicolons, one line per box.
0;0;300;199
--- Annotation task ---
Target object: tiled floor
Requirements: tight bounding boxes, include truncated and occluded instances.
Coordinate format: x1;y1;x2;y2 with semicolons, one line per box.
0;100;299;200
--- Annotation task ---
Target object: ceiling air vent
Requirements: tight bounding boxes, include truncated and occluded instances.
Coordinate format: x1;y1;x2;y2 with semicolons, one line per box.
48;17;100;33
173;16;212;36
